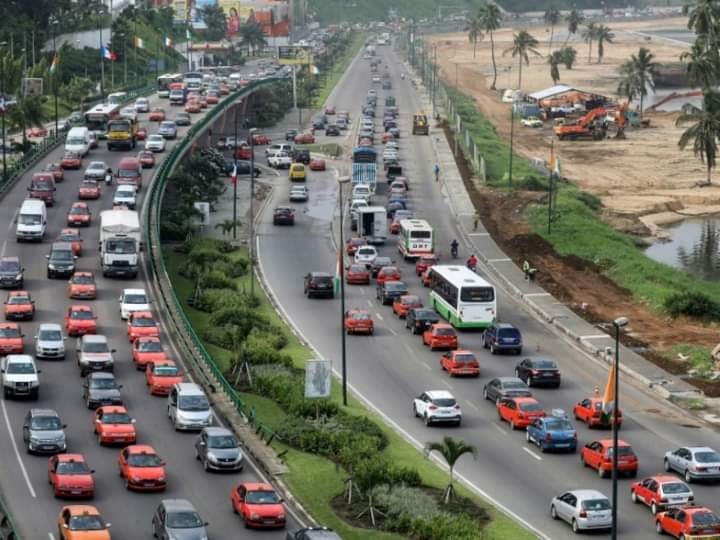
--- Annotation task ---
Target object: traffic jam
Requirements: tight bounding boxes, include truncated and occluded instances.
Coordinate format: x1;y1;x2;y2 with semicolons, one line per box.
5;72;290;537
291;41;720;538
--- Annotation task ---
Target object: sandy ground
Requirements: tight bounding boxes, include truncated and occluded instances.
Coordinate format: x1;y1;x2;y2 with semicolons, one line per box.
428;17;720;231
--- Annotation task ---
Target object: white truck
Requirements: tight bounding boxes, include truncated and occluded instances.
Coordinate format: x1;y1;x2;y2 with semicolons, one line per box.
99;209;141;278
357;206;387;245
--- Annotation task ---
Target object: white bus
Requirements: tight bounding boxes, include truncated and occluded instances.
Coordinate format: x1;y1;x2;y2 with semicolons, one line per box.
157;73;183;97
398;219;433;260
183;71;204;90
427;265;496;329
107;92;127;105
84;102;122;139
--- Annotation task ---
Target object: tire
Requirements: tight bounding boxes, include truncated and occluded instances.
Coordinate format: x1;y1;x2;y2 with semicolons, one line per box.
580;454;586;467
510;420;516;430
655;520;664;535
490;343;496;355
598;466;607;478
572;519;580;534
540;442;547;453
483;387;488;400
550;505;558;520
203;458;210;472
525;431;531;442
97;433;103;445
527;377;534;387
663;459;672;472
631;490;638;504
413;404;419;418
424;414;431;427
684;469;693;483
651;501;658;515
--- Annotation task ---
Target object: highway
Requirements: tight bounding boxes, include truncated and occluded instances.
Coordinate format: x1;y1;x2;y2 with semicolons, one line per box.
0;76;296;538
255;43;720;538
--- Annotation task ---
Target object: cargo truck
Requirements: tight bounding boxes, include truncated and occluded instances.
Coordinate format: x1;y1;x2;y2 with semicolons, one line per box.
357;206;387;245
99;209;141;278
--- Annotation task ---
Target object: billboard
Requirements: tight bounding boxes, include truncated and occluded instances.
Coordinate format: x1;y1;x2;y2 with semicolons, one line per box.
278;46;312;65
304;360;331;399
175;0;291;38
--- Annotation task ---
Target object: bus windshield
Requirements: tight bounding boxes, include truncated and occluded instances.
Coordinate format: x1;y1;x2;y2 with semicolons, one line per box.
460;287;495;302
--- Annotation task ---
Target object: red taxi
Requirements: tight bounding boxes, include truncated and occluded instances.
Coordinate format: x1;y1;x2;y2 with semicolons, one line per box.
344;309;374;335
43;162;65;182
0;323;24;353
145;360;184;396
382;132;393;144
27;126;48;138
574;397;623;428
61;151;82;169
136;126;147;140
64;305;97;336
205;92;219;105
440;350;480;377
132;336;166;370
416;254;439;276
137;150;155;168
252;134;271;145
389;216;403;234
231;482;286;529
309;158;326;171
392;295;423;318
294;132;315;144
127;311;160;342
4;291;35;321
376;266;401;286
631;475;694;515
185;100;201;113
655;506;720;538
581;439;638;478
68;272;97;300
497;397;545;429
148;108;165;121
67;202;91;227
325;106;336;115
78;180;101;200
94;406;137;446
422;323;458;351
345;237;367;256
235;145;252;160
421;268;433;287
345;264;370;285
47;454;95;498
118;445;167;491
57;228;83;256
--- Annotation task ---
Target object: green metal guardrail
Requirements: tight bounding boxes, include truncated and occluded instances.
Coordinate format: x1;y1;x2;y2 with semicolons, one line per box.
145;79;282;443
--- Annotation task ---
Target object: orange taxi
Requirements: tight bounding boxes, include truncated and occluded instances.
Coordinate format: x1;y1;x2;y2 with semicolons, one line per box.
48;454;95;498
440;350;480;377
132;336;166;370
309;158;326;171
43;162;65;182
581;439;638;478
294;132;315;144
185;100;201;113
198;97;208;108
137;150;154;168
4;291;35;321
67;202;91;227
573;397;623;429
57;228;83;256
389;216;403;234
61;151;82;170
136;127;147;140
345;264;370;285
205;92;219;105
422;323;458;351
65;305;97;336
118;445;166;491
94;406;137;446
78;180;101;200
127;311;160;342
344;309;374;335
57;505;111;540
415;254;439;276
392;294;423;318
148;107;165;121
497;397;545;429
145;360;184;396
68;272;97;300
656;506;720;539
252;133;270;145
0;323;24;354
235;145;252;160
421;267;433;287
376;266;401;286
231;482;286;529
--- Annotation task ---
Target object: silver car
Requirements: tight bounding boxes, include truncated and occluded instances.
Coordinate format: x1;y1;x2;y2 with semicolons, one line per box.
152;499;208;539
76;334;116;377
113;185;137;209
145;134;166;152
289;185;309;202
82;372;123;409
158;121;178;139
22;408;67;454
664;446;720;483
550;489;612;533
35;323;66;359
84;161;110;180
194;427;244;472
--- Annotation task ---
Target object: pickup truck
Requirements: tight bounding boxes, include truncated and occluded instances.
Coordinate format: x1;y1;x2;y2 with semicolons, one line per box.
268;151;293;169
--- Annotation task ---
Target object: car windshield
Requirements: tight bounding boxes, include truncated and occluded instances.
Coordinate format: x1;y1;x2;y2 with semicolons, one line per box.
693;512;720;526
460;286;495;302
72;275;93;284
102;413;131;424
351;312;370;320
7;295;29;304
7;362;34;374
39;329;62;341
0;261;19;272
31;416;62;430
71;310;93;320
167;511;203;529
155;366;179;377
18;214;41;225
69;516;105;531
662;482;690;494
453;354;475;363
88;163;105;171
532;359;557;369
127;453;162;467
432;398;456;408
132;317;156;327
695;451;720;463
51;250;73;262
139;341;162;352
606;447;635;458
160;122;175;129
402;296;420;304
179;395;209;411
125;294;147;304
519;402;542;412
57;461;90;474
83;343;108;353
246;490;281;504
386;283;407;292
582;499;611;511
117;168;139;178
382;267;398;274
149;135;163;142
0;327;19;337
544;418;573;431
67;137;85;145
81;181;97;188
106;239;135;253
69;207;88;215
208;435;238;449
89;378;116;389
434;327;455;336
59;234;78;242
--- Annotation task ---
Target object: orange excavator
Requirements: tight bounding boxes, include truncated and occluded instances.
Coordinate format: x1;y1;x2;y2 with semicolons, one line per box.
554;102;628;140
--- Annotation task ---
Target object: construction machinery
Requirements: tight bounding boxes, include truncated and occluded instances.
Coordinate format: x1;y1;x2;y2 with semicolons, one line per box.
553;103;628;140
412;111;429;135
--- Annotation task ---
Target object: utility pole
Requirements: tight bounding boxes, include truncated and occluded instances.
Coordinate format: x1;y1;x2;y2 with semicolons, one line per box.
51;19;58;136
1;47;6;185
99;19;105;98
508;106;514;188
232;105;238;240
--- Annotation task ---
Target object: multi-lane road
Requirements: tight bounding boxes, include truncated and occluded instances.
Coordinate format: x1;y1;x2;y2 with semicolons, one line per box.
0;80;297;538
255;43;720;538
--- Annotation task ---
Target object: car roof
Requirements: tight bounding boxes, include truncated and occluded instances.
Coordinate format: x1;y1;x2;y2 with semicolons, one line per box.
497;376;524;384
30;407;60;417
686;446;717;453
82;334;107;343
87;372;114;379
123;288;146;295
57;453;86;462
5;354;33;363
240;482;274;491
38;323;62;331
203;426;233;437
51;242;73;250
175;382;204;394
161;498;198;513
0;256;19;262
425;390;455;399
309;271;332;277
97;405;127;414
566;489;608;500
495;323;517;329
595;439;631;447
64;505;102;516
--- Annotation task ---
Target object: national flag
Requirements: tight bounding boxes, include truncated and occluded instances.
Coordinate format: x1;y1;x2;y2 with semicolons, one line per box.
333;250;341;296
100;46;117;61
165;36;173;48
186;28;191;40
310;65;319;75
230;164;237;185
0;96;5;114
134;36;145;49
601;363;616;422
49;54;59;74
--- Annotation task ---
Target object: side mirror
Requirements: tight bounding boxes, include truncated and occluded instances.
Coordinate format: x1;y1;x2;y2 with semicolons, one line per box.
45;255;49;259
95;419;101;423
131;418;137;424
62;424;68;429
90;469;95;474
117;384;123;389
37;369;42;374
111;349;117;353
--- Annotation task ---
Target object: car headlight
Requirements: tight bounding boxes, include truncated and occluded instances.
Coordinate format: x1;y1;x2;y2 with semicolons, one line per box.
251;513;260;520
14;274;22;281
48;264;57;270
158;476;165;482
278;513;285;519
132;475;141;482
206;452;217;463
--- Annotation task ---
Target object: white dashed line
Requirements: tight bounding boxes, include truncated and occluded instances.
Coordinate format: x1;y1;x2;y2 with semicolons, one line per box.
1;398;36;498
523;447;543;461
464;401;480;412
421;362;432;371
7;209;18;231
492;423;507;435
441;380;453;389
389;328;397;336
0;240;6;257
376;313;384;321
367;300;373;307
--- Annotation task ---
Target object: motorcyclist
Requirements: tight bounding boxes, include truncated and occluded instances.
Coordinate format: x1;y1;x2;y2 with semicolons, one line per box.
105;167;113;186
450;239;459;259
466;254;478;271
401;73;405;80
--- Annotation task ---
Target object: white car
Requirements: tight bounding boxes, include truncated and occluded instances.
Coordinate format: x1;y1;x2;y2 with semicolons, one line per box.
119;288;150;320
289;185;309;202
354;246;378;266
521;116;543;128
412;390;462;426
1;354;40;399
389;181;406;195
113;185;137;209
268;151;293;168
134;97;150;113
382;150;398;160
265;143;292;157
145;134;166;153
35;323;66;359
372;76;380;84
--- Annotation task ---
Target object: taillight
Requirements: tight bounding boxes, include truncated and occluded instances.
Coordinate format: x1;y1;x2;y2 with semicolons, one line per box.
531;370;540;376
660;497;668;503
697;467;707;472
310;280;316;286
545;433;552;441
428;405;438;411
689;495;695;501
579;510;587;518
416;322;422;326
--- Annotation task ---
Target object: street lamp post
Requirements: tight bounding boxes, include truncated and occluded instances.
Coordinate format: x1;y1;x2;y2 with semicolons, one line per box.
611;316;628;540
249;126;257;298
232;105;239;240
338;175;350;407
50;17;59;136
0;42;6;185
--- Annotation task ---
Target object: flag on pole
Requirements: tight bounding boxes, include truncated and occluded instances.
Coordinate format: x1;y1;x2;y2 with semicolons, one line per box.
100;46;117;61
134;37;145;49
333;250;341;296
230;164;237;185
186;28;191;40
49;53;59;74
601;363;616;422
165;36;173;48
0;96;5;114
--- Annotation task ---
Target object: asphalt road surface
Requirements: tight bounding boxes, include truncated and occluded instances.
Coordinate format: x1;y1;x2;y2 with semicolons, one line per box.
255;43;720;539
0;86;297;538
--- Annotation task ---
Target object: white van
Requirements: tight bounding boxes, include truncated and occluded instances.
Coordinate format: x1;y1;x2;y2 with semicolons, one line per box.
352;184;372;203
168;383;212;431
65;127;90;156
16;199;47;242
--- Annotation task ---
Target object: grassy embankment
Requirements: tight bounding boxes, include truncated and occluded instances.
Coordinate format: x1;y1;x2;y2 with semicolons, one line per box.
312;32;367;108
164;246;535;540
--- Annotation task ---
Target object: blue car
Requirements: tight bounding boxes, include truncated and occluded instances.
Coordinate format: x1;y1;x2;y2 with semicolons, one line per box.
526;411;577;453
158;121;177;139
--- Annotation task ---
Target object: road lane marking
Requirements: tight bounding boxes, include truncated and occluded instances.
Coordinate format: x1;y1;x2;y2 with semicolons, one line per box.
1;398;36;498
403;342;414;354
48;534;55;540
0;240;6;257
523;447;543;461
581;334;612;340
468;232;489;237
389;328;397;336
488;258;511;263
7;209;18;231
376;313;383;321
465;401;480;412
441;380;453;389
492;423;507;435
524;292;551;297
421;362;432;371
367;300;373;307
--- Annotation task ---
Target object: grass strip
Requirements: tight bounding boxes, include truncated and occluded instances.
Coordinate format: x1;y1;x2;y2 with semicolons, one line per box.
164;244;535;540
313;32;367;107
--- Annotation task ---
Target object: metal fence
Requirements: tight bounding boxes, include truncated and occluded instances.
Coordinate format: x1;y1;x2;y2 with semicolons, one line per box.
145;79;281;444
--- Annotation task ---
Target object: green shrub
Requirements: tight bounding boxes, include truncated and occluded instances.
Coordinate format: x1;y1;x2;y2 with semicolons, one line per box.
199;270;236;291
386;464;422;487
209;306;270;338
193;288;248;312
515;175;547;191
575;191;602;211
375;485;439;521
239;330;293;368
664;291;720;321
215;258;248;278
411;512;483;540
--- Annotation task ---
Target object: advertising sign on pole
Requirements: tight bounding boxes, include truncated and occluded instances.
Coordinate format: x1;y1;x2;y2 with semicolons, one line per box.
278;46;313;65
304;360;331;399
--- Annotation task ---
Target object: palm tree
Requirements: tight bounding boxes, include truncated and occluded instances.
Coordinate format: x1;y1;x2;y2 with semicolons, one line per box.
564;7;585;44
623;47;659;118
544;6;561;53
478;3;503;90
424;437;477;503
215;219;242;238
466;15;483;59
681;42;718;89
548;51;563;84
677;90;720;185
581;22;597;63
502;30;541;89
559;46;578;69
684;0;720;44
595;24;615;64
239;22;267;55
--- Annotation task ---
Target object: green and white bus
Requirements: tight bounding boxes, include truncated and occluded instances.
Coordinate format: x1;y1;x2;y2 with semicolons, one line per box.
428;265;496;329
398;219;433;260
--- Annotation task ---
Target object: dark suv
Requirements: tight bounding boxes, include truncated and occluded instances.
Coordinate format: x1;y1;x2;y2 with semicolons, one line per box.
304;272;334;299
293;148;311;164
46;242;77;279
285;128;298;141
0;257;24;289
405;308;440;335
325;125;340;136
376;280;408;305
482;322;523;355
287;527;342;540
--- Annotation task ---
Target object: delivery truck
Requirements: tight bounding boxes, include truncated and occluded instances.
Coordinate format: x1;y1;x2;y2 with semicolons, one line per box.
357;206;387;245
99;209;141;278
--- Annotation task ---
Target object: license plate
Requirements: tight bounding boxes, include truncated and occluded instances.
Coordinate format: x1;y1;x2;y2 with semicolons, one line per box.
555;443;570;448
71;490;81;495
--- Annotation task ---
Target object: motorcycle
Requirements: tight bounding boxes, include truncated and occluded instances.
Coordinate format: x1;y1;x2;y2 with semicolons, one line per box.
104;172;113;186
450;244;458;259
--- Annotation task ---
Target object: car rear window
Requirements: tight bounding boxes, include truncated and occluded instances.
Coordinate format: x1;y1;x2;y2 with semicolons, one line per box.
460;287;495;302
582;499;610;511
606;447;635;458
314;276;332;284
695;451;720;463
432;398;456;407
661;482;690;494
519;401;542;412
693;512;720;526
498;328;521;338
435;327;455;336
454;354;475;363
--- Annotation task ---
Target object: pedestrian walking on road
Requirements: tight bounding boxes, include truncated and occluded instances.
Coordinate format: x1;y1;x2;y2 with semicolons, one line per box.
434;163;440;182
473;211;481;231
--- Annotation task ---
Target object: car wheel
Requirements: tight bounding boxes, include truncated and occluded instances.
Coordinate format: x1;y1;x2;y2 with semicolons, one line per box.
598;466;607;478
490;343;496;355
124;477;130;490
510;420;516;430
651;501;659;515
482;336;488;349
527;376;534;387
203;458;210;472
572;519;580;533
656;520;664;535
424;414;431;427
525;431;531;442
580;454;586;467
97;433;103;445
482;387;488;400
684;469;693;483
540;442;547;453
662;458;672;473
550;505;558;520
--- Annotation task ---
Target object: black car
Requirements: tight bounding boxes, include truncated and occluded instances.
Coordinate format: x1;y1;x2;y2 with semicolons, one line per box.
174;112;192;126
286;527;342;540
325;125;340;136
223;159;261;177
386;200;407;218
0;257;24;289
304;272;334;299
273;207;295;226
285;128;299;141
362;107;375;118
312;118;325;130
515;358;561;388
370;256;393;278
376;280;408;305
46;242;77;279
389;127;401;138
383;119;397;130
293;149;311;164
405;308;440;335
82;372;123;409
483;377;532;404
482;322;523;355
